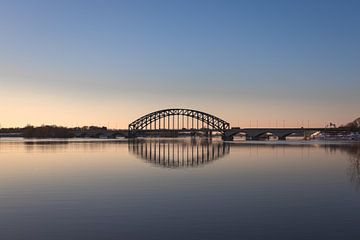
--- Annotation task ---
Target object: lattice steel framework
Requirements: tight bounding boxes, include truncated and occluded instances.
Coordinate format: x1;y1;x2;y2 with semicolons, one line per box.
128;108;230;132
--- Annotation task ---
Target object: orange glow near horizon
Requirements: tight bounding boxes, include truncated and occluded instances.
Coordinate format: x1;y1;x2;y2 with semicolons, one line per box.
0;86;357;129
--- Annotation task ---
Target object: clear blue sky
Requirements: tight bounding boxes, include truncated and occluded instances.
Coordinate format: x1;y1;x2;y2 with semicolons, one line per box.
0;0;359;128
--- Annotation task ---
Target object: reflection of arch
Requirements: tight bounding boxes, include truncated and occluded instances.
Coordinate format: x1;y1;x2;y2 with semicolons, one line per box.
128;139;230;168
128;109;230;133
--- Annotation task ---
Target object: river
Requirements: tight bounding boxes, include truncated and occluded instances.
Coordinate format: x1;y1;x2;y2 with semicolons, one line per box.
1;138;360;239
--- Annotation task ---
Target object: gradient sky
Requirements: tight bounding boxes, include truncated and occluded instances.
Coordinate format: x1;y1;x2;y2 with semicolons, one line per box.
1;0;359;128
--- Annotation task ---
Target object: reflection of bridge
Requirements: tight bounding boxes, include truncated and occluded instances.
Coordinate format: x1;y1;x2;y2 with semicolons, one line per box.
128;139;230;168
127;108;341;141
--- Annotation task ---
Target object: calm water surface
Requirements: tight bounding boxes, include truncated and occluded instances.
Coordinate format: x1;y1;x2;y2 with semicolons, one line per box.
1;138;360;240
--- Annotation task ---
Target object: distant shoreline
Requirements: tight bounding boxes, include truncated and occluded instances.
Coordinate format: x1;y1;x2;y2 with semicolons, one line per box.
1;137;360;146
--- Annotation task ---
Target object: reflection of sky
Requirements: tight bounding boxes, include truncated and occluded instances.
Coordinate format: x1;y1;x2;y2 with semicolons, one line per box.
1;141;360;239
1;1;359;127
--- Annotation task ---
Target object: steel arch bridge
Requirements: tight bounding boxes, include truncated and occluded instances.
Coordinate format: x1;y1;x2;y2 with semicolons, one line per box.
128;108;230;137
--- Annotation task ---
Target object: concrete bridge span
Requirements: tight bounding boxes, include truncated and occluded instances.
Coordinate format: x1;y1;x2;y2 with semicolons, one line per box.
222;128;325;141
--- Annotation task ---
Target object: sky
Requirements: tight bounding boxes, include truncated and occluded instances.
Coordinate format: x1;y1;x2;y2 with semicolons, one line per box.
0;0;359;128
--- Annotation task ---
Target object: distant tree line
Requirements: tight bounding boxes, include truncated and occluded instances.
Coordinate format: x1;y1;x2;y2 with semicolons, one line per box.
0;125;111;138
340;117;360;131
23;125;75;138
0;127;22;133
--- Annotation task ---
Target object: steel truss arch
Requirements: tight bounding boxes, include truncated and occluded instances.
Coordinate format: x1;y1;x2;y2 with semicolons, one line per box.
128;108;230;132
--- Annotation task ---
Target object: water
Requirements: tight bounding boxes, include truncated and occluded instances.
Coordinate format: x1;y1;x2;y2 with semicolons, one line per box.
1;138;360;240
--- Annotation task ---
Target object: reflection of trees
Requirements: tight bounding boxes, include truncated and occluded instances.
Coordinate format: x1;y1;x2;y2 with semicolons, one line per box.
344;145;360;190
325;144;360;190
21;140;127;153
128;139;230;168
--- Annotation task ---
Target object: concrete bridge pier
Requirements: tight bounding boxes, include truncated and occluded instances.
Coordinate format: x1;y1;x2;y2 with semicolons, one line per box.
222;135;233;141
171;130;179;138
246;135;262;140
126;132;137;139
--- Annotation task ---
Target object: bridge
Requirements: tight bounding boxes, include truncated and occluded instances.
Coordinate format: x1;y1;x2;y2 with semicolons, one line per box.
222;127;328;141
128;108;230;138
127;108;337;141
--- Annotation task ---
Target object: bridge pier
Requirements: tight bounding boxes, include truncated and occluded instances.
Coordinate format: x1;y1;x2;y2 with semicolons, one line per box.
205;131;212;139
222;135;233;141
126;132;138;139
246;135;261;140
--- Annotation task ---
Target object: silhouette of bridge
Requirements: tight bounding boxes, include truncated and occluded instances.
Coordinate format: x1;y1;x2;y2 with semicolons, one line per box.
129;139;229;168
127;108;335;141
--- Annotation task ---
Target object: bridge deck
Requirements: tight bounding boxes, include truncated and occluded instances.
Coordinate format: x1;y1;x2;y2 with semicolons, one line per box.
126;127;345;140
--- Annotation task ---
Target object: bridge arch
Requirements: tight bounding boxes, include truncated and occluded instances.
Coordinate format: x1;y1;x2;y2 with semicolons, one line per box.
128;108;230;134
